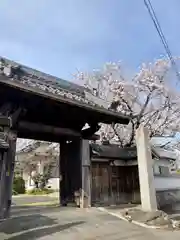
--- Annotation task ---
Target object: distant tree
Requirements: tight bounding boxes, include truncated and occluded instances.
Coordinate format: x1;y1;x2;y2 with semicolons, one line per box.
15;142;59;189
13;176;25;194
32;162;54;189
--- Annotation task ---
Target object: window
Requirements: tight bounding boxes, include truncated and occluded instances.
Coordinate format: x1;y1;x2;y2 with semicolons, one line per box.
159;166;169;176
153;165;160;175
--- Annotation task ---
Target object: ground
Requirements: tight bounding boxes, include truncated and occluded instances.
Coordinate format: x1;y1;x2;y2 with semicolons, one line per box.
0;196;180;240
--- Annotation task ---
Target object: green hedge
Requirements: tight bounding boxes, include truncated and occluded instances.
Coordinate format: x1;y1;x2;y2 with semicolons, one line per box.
13;176;25;194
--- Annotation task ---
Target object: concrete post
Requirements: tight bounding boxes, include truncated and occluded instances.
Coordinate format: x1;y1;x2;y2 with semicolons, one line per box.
136;125;157;211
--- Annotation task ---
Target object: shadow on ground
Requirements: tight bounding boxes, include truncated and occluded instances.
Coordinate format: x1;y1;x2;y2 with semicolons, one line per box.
0;209;85;240
5;221;85;240
0;214;58;234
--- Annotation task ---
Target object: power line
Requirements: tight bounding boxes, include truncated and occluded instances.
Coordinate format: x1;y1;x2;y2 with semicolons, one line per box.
144;0;173;61
144;0;180;82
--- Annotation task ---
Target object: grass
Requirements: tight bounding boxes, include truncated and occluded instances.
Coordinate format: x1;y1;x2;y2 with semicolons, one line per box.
17;200;59;207
26;188;55;195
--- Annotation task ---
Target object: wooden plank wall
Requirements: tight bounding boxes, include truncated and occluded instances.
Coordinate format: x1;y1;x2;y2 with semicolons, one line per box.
91;162;140;206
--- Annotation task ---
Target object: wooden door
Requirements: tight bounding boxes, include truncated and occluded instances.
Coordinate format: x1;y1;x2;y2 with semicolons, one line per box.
91;162;110;205
111;166;126;204
91;163;140;206
111;165;140;204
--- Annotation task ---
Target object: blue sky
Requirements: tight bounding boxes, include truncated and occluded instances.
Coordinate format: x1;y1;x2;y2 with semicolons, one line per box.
0;0;179;81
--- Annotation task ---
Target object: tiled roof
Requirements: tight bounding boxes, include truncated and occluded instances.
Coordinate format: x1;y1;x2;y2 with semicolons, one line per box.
1;57;85;95
151;147;176;160
0;58;130;125
91;144;177;161
0;58;105;108
91;144;137;160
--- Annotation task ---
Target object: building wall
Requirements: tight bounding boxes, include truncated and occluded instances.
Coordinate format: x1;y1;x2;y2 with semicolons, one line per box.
155;176;180;191
153;158;170;173
47;178;59;190
24;176;60;190
152;158;180;212
153;158;180;190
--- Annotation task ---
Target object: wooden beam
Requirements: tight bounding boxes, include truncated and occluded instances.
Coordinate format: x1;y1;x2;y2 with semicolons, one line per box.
17;130;66;142
18;129;98;143
18;121;81;137
0;116;11;127
10;107;24;128
0;103;23;128
0;103;13;116
81;124;100;139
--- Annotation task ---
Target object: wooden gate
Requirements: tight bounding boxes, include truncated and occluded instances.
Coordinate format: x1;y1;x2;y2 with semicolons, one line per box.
91;162;140;205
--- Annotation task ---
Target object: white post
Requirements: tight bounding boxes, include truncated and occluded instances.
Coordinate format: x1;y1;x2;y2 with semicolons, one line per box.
136;125;157;211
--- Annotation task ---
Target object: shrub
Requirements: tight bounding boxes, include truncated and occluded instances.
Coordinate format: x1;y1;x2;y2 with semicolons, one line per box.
13;176;25;194
12;189;18;195
26;188;55;195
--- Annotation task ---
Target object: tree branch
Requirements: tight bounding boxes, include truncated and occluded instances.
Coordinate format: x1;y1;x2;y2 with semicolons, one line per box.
111;123;123;147
136;92;152;129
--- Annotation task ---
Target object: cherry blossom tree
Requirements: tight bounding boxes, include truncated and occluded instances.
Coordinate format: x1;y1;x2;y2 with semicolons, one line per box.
75;58;180;147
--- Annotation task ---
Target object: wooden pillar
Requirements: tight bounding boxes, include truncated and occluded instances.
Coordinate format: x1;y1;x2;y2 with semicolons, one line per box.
59;140;68;206
80;139;91;208
3;131;17;218
0;131;17;219
60;138;91;208
0;152;4;177
59;139;91;208
0;107;21;218
0;151;7;218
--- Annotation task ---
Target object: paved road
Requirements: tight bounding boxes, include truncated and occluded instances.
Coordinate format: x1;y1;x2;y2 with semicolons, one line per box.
0;196;180;239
